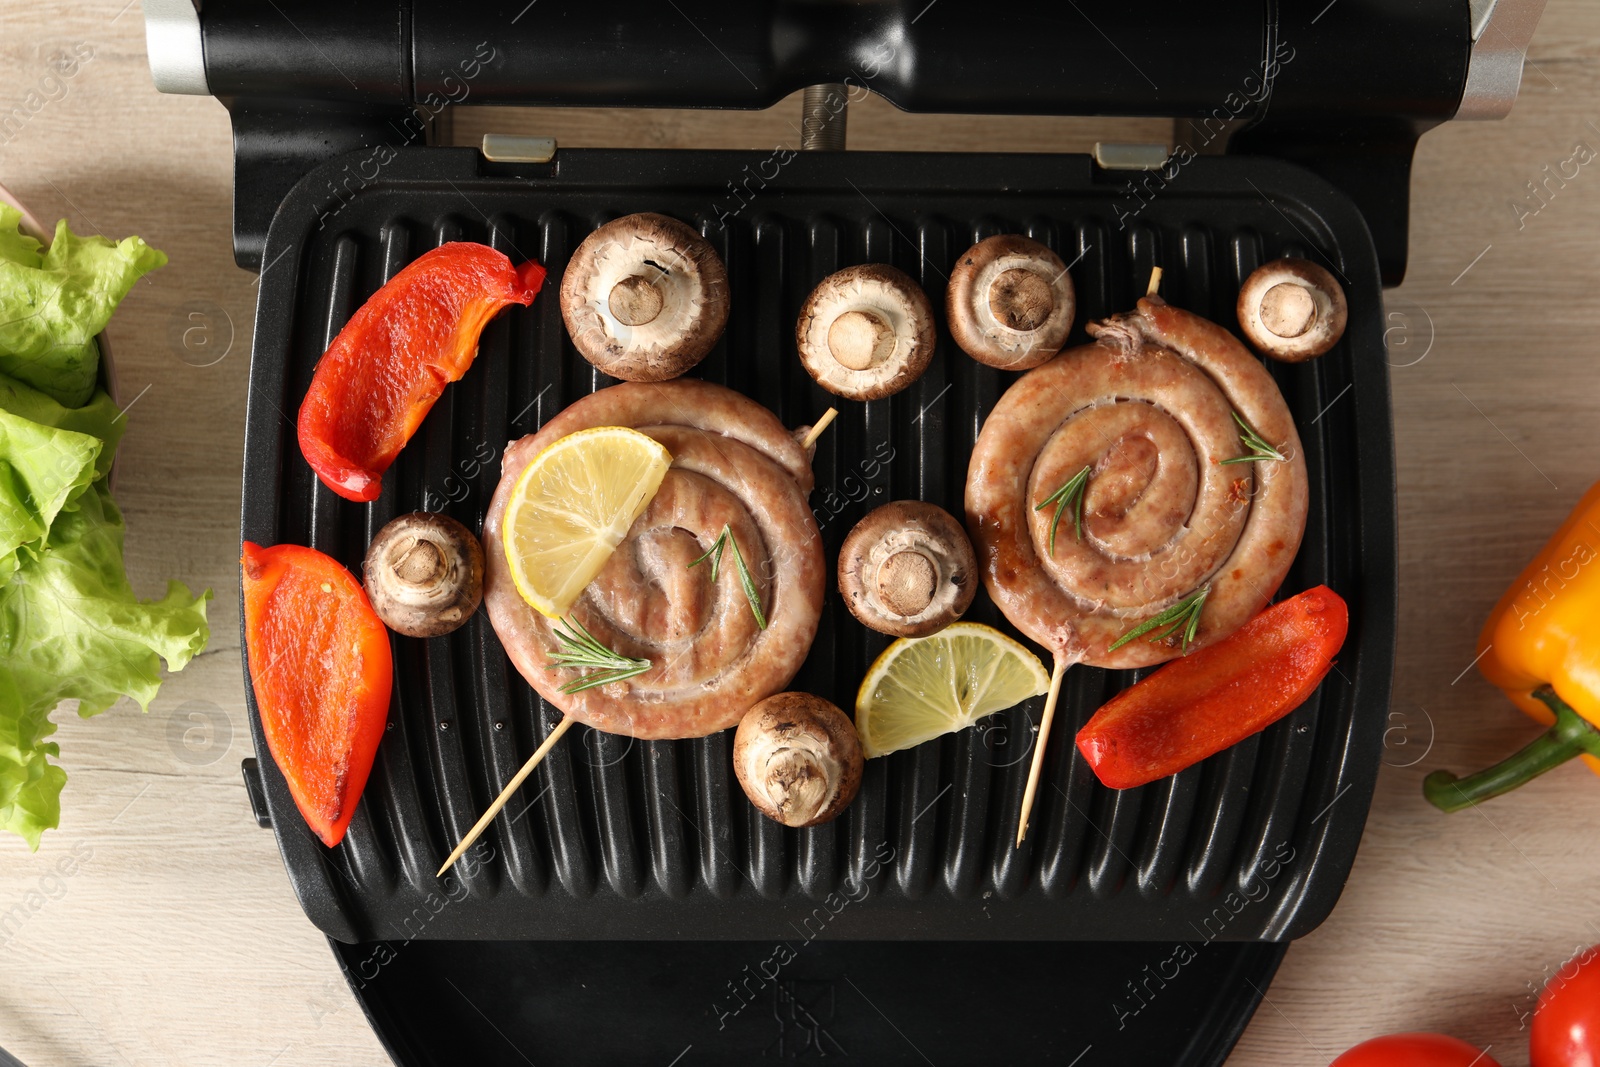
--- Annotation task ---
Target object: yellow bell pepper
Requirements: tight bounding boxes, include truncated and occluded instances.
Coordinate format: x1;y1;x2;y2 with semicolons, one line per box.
1425;480;1600;811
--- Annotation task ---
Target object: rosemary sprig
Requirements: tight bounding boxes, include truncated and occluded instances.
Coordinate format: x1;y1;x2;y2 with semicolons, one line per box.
1034;464;1092;556
727;531;769;630
1108;586;1210;654
689;524;768;629
547;616;652;694
688;526;728;584
1219;411;1286;465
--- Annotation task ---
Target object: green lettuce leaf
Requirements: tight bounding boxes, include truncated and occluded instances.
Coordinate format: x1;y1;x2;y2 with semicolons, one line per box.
0;205;44;268
0;212;166;407
0;372;123;478
0;482;210;847
0;671;66;851
0;373;124;586
0;408;101;586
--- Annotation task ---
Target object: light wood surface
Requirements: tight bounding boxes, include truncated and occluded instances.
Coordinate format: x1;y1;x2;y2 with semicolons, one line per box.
1;3;1597;1065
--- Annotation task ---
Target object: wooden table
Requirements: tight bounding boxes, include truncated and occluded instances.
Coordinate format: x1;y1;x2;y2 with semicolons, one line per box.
1;3;1596;1064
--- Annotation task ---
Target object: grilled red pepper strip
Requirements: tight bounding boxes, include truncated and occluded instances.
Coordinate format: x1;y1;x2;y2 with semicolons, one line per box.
1076;585;1349;789
241;542;393;847
297;242;545;502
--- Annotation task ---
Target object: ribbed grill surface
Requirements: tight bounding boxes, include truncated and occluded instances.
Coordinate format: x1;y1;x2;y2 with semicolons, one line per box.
242;148;1394;942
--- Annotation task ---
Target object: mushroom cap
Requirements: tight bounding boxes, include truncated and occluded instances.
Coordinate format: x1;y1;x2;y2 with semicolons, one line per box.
947;235;1076;370
795;264;936;401
838;500;977;638
560;212;730;382
1236;257;1347;362
733;692;864;828
362;512;485;638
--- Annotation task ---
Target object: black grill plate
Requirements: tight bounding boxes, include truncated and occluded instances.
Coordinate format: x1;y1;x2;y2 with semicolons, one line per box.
243;146;1395;943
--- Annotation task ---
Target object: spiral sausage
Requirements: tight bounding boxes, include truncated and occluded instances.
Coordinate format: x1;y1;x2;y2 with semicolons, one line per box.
965;296;1309;670
484;380;826;739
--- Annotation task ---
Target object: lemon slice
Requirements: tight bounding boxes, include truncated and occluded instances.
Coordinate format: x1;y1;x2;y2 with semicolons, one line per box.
855;622;1051;758
502;426;671;618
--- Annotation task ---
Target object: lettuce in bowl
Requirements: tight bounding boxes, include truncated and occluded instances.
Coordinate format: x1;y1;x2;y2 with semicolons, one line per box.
0;204;166;407
0;206;208;848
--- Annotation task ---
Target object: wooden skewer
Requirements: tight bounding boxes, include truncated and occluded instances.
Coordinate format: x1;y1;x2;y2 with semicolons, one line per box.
798;406;839;451
1016;655;1070;848
439;404;836;876
1017;270;1158;844
437;715;576;876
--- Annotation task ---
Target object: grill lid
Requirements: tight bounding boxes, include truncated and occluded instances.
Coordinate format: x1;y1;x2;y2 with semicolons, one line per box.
241;145;1394;943
145;0;1526;283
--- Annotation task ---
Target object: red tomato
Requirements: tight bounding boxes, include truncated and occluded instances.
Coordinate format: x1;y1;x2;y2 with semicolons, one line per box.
1330;1033;1500;1067
1532;943;1600;1067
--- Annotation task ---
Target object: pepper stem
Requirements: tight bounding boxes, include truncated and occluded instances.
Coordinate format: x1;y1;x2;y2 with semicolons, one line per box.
1423;688;1600;812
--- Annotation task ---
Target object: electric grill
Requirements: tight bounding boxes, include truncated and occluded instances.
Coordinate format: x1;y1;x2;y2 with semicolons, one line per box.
147;2;1543;1063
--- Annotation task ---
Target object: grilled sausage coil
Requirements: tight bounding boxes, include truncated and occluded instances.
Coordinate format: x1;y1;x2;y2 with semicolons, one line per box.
965;297;1310;670
484;380;826;739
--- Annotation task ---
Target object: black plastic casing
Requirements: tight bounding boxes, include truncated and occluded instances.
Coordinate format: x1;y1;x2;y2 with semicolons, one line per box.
203;0;1470;283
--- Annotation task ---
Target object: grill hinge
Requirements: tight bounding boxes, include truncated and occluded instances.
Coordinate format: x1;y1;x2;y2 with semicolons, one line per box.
481;134;558;164
1093;142;1173;171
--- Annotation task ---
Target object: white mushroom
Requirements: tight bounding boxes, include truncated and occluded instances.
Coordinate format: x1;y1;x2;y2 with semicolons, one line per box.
733;693;864;828
795;264;935;400
1236;257;1347;362
560;213;730;381
837;501;977;638
363;513;485;638
947;235;1076;369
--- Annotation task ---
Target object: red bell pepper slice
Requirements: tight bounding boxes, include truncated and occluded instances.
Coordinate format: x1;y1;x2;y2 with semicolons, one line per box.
241;541;393;847
296;242;545;502
1076;585;1349;789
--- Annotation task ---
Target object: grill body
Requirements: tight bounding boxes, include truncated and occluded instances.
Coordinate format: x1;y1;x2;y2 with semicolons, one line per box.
243;146;1395;944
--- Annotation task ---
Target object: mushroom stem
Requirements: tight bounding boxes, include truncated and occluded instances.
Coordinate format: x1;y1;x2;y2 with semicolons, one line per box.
798;407;839;451
989;268;1055;331
828;309;895;370
877;550;937;617
607;274;665;326
392;537;446;585
763;747;833;823
1016;655;1070;848
1259;282;1316;338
